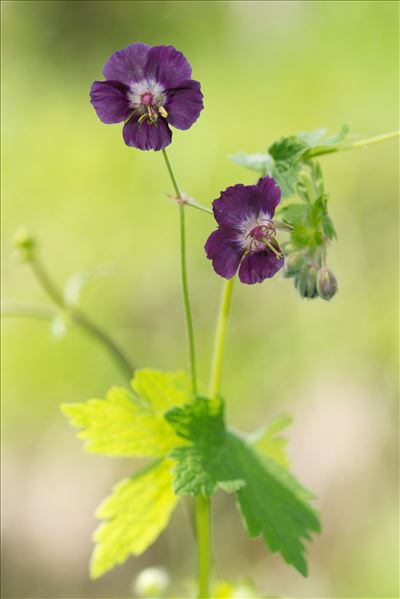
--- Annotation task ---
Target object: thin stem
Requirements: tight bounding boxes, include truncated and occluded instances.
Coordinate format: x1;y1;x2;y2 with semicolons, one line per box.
29;256;134;382
1;301;56;321
195;494;211;599
161;148;197;396
343;130;399;150
209;277;235;398
308;130;399;159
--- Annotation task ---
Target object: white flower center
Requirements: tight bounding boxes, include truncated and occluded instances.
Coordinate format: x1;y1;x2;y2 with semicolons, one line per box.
239;213;274;251
128;80;165;109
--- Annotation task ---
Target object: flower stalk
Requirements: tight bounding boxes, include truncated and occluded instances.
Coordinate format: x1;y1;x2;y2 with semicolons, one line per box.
162;148;198;396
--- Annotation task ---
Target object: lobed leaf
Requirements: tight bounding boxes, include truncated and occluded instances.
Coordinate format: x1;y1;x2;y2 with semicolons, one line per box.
166;398;320;576
166;397;244;496
90;459;179;578
61;369;192;457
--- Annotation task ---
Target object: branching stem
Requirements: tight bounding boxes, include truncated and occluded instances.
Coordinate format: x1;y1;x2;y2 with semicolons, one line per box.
26;256;134;382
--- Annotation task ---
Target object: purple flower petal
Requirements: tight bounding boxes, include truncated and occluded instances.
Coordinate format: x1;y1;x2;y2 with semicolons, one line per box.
103;43;151;85
212;184;262;228
90;80;131;124
238;248;284;285
123;117;172;151
256;177;281;218
165;80;203;130
205;228;242;279
144;45;192;88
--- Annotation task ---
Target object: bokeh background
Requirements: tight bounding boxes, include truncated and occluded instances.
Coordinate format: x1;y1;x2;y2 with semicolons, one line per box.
1;1;399;598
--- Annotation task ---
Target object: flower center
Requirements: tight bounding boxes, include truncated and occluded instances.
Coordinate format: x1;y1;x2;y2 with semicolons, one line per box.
241;219;282;258
127;80;168;125
141;92;154;105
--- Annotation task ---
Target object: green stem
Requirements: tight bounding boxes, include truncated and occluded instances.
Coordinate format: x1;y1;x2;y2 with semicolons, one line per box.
161;148;198;396
29;256;134;382
195;494;211;599
343;130;399;150
308;130;399;159
162;147;208;596
209;277;235;398
1;301;56;321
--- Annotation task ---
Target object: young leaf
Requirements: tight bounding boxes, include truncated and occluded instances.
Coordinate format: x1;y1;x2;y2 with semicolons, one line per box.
250;414;293;468
60;369;192;457
268;136;307;163
300;124;350;159
90;459;179;579
64;263;113;307
277;203;308;226
165;397;244;496
229;152;271;173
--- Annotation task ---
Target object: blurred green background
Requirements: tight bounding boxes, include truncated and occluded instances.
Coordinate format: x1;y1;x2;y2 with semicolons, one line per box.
1;1;398;598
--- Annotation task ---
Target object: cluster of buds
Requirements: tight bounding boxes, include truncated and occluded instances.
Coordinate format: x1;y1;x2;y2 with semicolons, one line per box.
284;250;337;300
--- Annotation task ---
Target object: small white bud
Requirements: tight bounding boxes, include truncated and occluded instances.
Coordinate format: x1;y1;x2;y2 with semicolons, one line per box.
133;567;170;598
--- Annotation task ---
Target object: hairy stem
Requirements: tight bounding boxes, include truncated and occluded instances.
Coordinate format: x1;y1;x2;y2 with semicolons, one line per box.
28;256;134;381
162;148;198;396
162;147;209;597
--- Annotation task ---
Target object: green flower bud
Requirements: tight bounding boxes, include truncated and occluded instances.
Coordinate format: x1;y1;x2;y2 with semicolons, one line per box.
283;251;306;278
13;227;36;261
316;266;338;300
133;567;170;598
295;264;318;299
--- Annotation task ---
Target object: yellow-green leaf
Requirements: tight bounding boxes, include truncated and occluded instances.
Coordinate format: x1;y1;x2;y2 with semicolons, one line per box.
90;458;179;579
60;369;192;457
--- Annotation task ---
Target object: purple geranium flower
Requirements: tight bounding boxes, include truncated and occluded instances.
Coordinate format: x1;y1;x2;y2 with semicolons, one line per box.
90;43;203;151
205;177;285;285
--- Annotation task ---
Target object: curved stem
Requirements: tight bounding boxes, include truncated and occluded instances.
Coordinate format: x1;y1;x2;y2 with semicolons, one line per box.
29;256;134;382
209;277;235;398
162;148;198;396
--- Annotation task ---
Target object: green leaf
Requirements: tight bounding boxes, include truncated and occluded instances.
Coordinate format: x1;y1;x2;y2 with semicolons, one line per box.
268;136;307;163
250;414;293;468
270;161;302;198
229;152;271;173
300;124;350;159
227;433;320;577
90;459;179;579
61;369;192;457
166;398;320;576
277;204;308;226
165;397;244;496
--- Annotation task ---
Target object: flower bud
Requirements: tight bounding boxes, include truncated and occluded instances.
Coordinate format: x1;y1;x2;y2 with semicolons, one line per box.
295;264;318;299
133;567;170;598
317;267;338;300
283;251;306;278
13;228;36;261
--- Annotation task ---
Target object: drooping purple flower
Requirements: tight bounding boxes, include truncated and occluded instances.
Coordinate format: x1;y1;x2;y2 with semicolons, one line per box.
205;177;285;285
90;43;203;151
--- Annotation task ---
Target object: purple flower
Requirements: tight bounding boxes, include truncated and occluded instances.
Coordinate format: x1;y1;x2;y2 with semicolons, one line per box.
205;177;285;285
90;43;203;151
